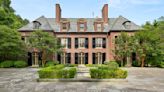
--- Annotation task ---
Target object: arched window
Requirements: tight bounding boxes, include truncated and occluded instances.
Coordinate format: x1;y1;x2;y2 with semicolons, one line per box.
33;21;41;29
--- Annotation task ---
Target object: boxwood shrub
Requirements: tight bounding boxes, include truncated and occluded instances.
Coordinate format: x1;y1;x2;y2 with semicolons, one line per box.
14;61;27;68
38;66;76;79
90;68;127;79
0;60;14;68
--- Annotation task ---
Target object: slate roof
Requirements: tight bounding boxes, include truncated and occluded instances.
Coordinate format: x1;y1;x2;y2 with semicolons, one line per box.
18;15;141;32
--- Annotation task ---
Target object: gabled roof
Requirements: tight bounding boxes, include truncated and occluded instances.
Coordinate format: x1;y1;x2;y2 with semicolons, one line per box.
18;15;141;32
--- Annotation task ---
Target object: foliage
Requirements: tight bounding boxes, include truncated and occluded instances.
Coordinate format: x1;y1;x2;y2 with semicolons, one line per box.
65;64;77;67
132;60;140;67
85;64;100;67
14;61;27;68
0;25;27;61
0;60;14;68
38;66;76;79
45;61;59;67
104;61;119;69
133;18;164;67
114;32;134;67
90;68;127;79
28;30;62;66
0;0;29;29
115;69;128;78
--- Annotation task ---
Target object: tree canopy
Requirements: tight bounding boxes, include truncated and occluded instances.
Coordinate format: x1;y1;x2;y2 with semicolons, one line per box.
28;30;62;66
0;0;29;29
0;25;27;61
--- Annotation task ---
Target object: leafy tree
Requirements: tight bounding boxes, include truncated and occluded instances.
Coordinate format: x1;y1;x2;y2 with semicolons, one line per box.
0;25;27;61
28;30;62;66
0;0;29;29
134;17;164;67
114;32;134;67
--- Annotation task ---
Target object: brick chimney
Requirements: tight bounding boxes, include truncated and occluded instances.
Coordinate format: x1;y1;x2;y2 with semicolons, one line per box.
56;4;61;23
102;4;108;24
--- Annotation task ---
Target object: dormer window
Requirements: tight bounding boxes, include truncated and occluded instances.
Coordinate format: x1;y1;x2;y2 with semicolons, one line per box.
123;21;131;29
62;23;67;31
60;19;70;32
33;21;41;29
97;24;102;32
78;19;87;32
94;19;103;32
79;23;85;31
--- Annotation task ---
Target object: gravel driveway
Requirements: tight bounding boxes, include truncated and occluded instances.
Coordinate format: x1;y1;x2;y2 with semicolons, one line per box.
0;67;163;92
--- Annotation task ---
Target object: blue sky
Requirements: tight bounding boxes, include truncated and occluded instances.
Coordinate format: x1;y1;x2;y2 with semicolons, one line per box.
11;0;164;25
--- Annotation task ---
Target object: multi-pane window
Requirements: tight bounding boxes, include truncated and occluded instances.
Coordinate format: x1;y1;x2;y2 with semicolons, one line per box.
61;38;68;48
78;38;85;48
60;38;71;49
58;53;71;64
93;38;106;48
92;53;106;64
75;53;88;64
75;38;88;49
79;23;85;31
97;24;102;32
96;38;103;48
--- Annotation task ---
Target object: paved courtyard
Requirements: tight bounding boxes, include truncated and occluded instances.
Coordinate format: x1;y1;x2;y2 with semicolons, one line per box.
0;67;164;92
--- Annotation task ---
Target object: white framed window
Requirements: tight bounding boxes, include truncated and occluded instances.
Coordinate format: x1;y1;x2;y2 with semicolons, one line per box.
95;38;103;48
78;38;85;48
61;38;68;48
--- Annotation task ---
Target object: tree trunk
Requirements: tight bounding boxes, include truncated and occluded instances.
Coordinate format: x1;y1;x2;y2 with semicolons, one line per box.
41;49;47;67
141;56;145;67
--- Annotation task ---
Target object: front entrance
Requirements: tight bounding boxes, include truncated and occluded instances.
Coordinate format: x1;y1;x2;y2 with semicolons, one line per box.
28;52;32;66
75;52;88;64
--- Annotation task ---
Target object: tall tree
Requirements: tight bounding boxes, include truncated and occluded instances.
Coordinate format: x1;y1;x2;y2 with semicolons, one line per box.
114;32;134;67
0;0;29;29
0;25;27;61
28;30;62;66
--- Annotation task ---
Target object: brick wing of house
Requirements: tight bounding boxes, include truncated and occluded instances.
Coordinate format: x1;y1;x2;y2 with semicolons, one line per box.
18;4;141;66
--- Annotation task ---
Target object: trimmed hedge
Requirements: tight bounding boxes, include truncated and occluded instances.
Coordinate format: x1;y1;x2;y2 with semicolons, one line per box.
90;68;127;79
14;61;27;68
38;66;76;79
0;61;14;68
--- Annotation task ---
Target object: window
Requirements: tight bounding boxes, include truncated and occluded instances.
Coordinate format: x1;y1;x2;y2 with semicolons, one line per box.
93;38;106;48
60;53;71;64
61;38;68;48
33;21;41;29
92;53;106;64
78;38;85;48
75;53;88;64
97;24;102;32
96;38;103;48
62;23;67;30
75;38;88;49
79;23;85;31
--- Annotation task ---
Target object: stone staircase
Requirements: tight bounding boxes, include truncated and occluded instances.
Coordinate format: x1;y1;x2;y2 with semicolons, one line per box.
76;64;91;79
